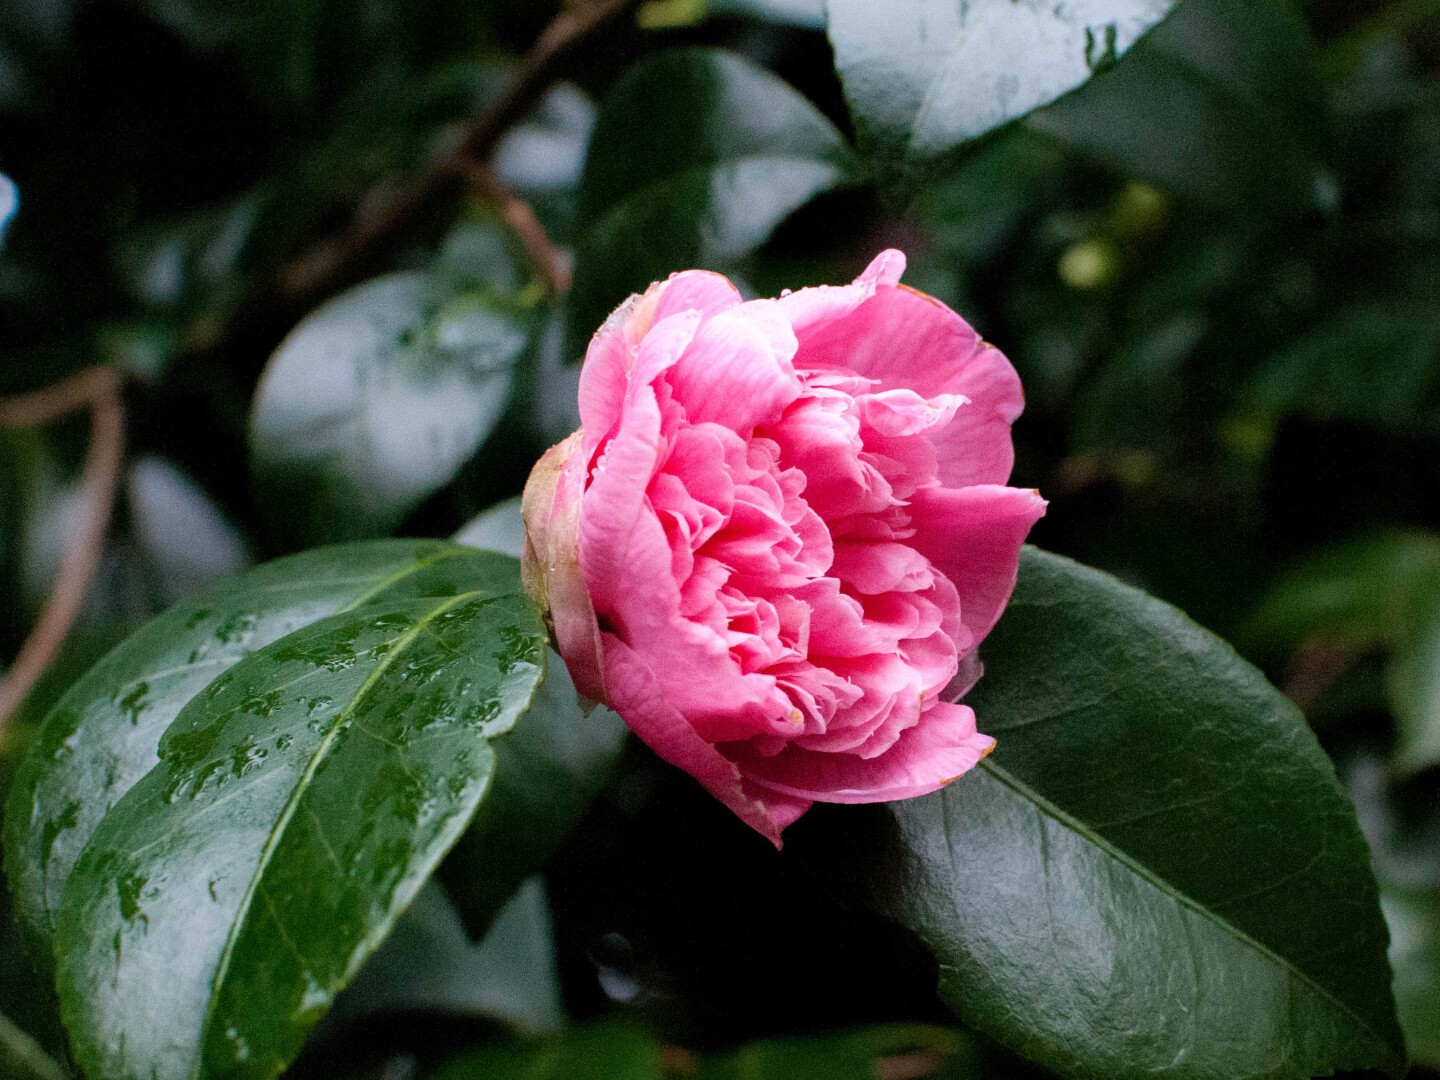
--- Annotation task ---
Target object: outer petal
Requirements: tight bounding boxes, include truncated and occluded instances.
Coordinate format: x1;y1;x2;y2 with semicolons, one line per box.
775;248;906;345
907;484;1047;648
604;634;811;846
521;432;605;701
735;701;994;803
797;284;1024;487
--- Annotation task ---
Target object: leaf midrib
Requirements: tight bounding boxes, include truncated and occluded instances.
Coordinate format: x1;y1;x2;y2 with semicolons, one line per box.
192;588;484;1079
976;758;1396;1059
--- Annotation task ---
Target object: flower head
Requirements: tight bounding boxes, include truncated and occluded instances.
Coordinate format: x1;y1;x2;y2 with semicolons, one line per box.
524;250;1045;844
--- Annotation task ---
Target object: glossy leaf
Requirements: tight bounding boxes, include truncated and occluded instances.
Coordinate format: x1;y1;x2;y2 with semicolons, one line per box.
0;1012;67;1080
805;548;1404;1079
55;575;547;1080
1029;0;1331;216
826;0;1177;200
4;541;518;958
439;649;627;937
250;271;530;547
330;877;561;1033
566;47;857;358
453;496;525;559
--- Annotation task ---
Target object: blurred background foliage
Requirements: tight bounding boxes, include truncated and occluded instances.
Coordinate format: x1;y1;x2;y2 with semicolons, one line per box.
1;0;1438;1076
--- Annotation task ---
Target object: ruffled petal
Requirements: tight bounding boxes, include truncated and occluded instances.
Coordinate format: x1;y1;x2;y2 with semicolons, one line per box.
735;701;994;803
603;634;810;847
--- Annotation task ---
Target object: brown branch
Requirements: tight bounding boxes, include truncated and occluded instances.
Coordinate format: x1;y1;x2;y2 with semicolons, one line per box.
466;163;572;294
279;0;643;306
0;367;125;733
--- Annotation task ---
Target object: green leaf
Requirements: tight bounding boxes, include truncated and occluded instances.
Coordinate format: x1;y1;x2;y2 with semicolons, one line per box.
1384;886;1440;1068
0;1013;67;1080
55;571;547;1080
1387;582;1440;774
1251;306;1440;435
439;649;628;937
825;0;1178;201
1246;531;1440;652
454;496;525;559
329;877;562;1034
692;1024;975;1080
4;541;517;959
1029;0;1331;216
429;1024;664;1080
566;47;857;358
804;548;1404;1079
250;271;530;547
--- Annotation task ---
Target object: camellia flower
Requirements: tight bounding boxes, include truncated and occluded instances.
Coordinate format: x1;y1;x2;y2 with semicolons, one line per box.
523;250;1045;844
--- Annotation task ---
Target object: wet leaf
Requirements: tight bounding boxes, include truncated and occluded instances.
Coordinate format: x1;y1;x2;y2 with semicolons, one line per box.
55;565;547;1080
805;548;1404;1079
566;47;857;358
826;0;1178;201
250;272;530;547
5;541;520;959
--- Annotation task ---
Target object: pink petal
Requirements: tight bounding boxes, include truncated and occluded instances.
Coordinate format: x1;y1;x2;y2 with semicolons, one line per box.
604;634;811;846
666;308;802;432
797;284;1024;487
907;484;1047;648
775;249;907;344
652;269;743;324
735;701;994;803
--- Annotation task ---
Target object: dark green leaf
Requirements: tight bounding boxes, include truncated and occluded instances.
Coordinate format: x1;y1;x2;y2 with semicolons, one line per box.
1245;531;1440;652
566;47;857;358
0;1012;67;1080
1384;886;1440;1068
429;1024;664;1080
1251;306;1440;435
825;0;1178;200
55;574;547;1080
1387;582;1440;774
806;548;1404;1079
439;650;627;937
4;541;517;958
330;877;561;1033
692;1024;975;1080
1029;0;1331;215
250;271;530;547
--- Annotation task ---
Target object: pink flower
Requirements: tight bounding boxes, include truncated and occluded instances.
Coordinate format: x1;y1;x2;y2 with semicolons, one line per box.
523;250;1045;844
